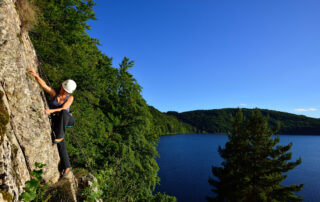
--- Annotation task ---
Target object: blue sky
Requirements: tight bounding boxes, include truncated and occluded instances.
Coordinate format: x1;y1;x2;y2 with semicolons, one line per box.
87;0;320;118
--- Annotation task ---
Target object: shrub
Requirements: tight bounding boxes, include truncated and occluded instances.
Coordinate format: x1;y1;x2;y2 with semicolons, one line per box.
15;0;38;32
19;162;49;202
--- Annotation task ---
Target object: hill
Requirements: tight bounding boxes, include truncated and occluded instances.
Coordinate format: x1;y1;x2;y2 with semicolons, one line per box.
148;106;197;135
167;108;320;135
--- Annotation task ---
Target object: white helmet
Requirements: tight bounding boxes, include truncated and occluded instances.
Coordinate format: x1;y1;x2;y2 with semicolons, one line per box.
62;79;77;93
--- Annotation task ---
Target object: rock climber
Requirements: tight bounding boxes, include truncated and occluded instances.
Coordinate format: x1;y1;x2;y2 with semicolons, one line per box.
28;67;76;178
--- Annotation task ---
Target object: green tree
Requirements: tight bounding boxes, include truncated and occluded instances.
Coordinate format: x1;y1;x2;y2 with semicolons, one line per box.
168;108;320;135
207;109;304;202
28;0;185;200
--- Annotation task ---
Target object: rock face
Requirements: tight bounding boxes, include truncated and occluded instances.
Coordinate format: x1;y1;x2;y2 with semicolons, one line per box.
0;0;60;200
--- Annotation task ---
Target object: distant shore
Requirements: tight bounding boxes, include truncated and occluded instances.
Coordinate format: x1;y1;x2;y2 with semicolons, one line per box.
160;133;320;136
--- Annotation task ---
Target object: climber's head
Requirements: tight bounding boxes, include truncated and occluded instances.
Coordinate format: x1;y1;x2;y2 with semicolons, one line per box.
61;79;77;94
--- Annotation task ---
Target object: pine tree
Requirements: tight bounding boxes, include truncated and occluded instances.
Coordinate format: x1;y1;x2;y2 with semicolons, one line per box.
207;109;304;202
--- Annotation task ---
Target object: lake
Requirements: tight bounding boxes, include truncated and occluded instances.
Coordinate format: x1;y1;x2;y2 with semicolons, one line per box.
154;134;320;202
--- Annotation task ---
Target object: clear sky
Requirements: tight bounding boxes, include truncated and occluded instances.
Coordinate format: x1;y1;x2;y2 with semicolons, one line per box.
87;0;320;118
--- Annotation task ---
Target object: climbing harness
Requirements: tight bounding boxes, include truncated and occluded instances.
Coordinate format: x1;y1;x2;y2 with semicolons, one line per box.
35;58;94;173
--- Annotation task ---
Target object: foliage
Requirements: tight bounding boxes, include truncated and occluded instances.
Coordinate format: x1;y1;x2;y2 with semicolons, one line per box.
151;192;178;202
29;0;181;200
149;106;197;135
89;156;141;201
19;162;49;202
87;156;177;201
168;108;320;134
0;190;13;202
207;109;304;201
81;175;103;202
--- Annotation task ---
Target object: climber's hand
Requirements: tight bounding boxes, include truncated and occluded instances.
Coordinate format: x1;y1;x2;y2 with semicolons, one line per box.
27;68;38;77
45;107;51;115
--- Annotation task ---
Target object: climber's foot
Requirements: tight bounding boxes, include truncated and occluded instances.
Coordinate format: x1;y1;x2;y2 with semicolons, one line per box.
63;168;72;178
53;138;63;144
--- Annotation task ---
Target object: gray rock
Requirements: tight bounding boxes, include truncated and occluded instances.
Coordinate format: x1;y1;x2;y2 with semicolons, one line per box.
0;0;61;200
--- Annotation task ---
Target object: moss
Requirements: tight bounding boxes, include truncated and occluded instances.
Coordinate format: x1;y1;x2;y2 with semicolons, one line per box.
10;144;21;187
73;168;91;201
11;144;18;157
0;91;9;145
0;190;13;202
45;179;75;202
16;33;23;44
0;93;16;201
26;70;34;80
73;168;89;178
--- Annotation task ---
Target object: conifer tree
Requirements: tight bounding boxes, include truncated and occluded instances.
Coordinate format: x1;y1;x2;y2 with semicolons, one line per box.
207;109;304;202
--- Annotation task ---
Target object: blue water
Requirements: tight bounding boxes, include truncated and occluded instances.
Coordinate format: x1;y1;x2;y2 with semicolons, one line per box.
154;134;320;202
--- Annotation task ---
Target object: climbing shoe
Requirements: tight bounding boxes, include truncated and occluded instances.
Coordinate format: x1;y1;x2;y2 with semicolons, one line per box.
63;168;72;178
53;138;63;144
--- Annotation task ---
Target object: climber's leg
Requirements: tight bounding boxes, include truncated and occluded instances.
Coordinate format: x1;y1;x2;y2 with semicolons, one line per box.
54;110;75;139
57;139;71;169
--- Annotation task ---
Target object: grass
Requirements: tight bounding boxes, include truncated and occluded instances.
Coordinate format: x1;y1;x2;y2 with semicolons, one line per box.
15;0;39;32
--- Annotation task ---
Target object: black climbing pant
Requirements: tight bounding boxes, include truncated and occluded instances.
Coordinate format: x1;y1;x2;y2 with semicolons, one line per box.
57;139;71;169
52;110;75;169
53;110;75;139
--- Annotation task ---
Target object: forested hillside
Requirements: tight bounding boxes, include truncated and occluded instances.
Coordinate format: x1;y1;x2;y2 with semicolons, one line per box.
28;0;179;200
149;106;197;135
167;108;320;135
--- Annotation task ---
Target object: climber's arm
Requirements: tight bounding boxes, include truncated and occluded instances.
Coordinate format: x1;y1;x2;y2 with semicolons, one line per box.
28;68;56;98
45;96;74;114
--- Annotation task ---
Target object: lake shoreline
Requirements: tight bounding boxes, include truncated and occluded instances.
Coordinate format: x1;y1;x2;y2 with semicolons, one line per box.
160;133;320;136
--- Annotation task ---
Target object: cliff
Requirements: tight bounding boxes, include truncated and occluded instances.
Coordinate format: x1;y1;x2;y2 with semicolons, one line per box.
0;0;65;200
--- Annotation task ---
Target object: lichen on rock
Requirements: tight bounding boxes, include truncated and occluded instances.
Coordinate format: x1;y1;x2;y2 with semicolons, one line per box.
0;91;12;202
0;91;9;145
0;190;13;202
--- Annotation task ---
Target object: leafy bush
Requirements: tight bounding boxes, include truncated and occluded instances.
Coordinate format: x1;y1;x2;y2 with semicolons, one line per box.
81;174;103;202
91;156;143;201
151;192;177;202
19;162;49;202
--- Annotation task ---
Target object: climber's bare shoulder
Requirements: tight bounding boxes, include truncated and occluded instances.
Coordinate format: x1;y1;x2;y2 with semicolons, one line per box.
62;96;74;109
